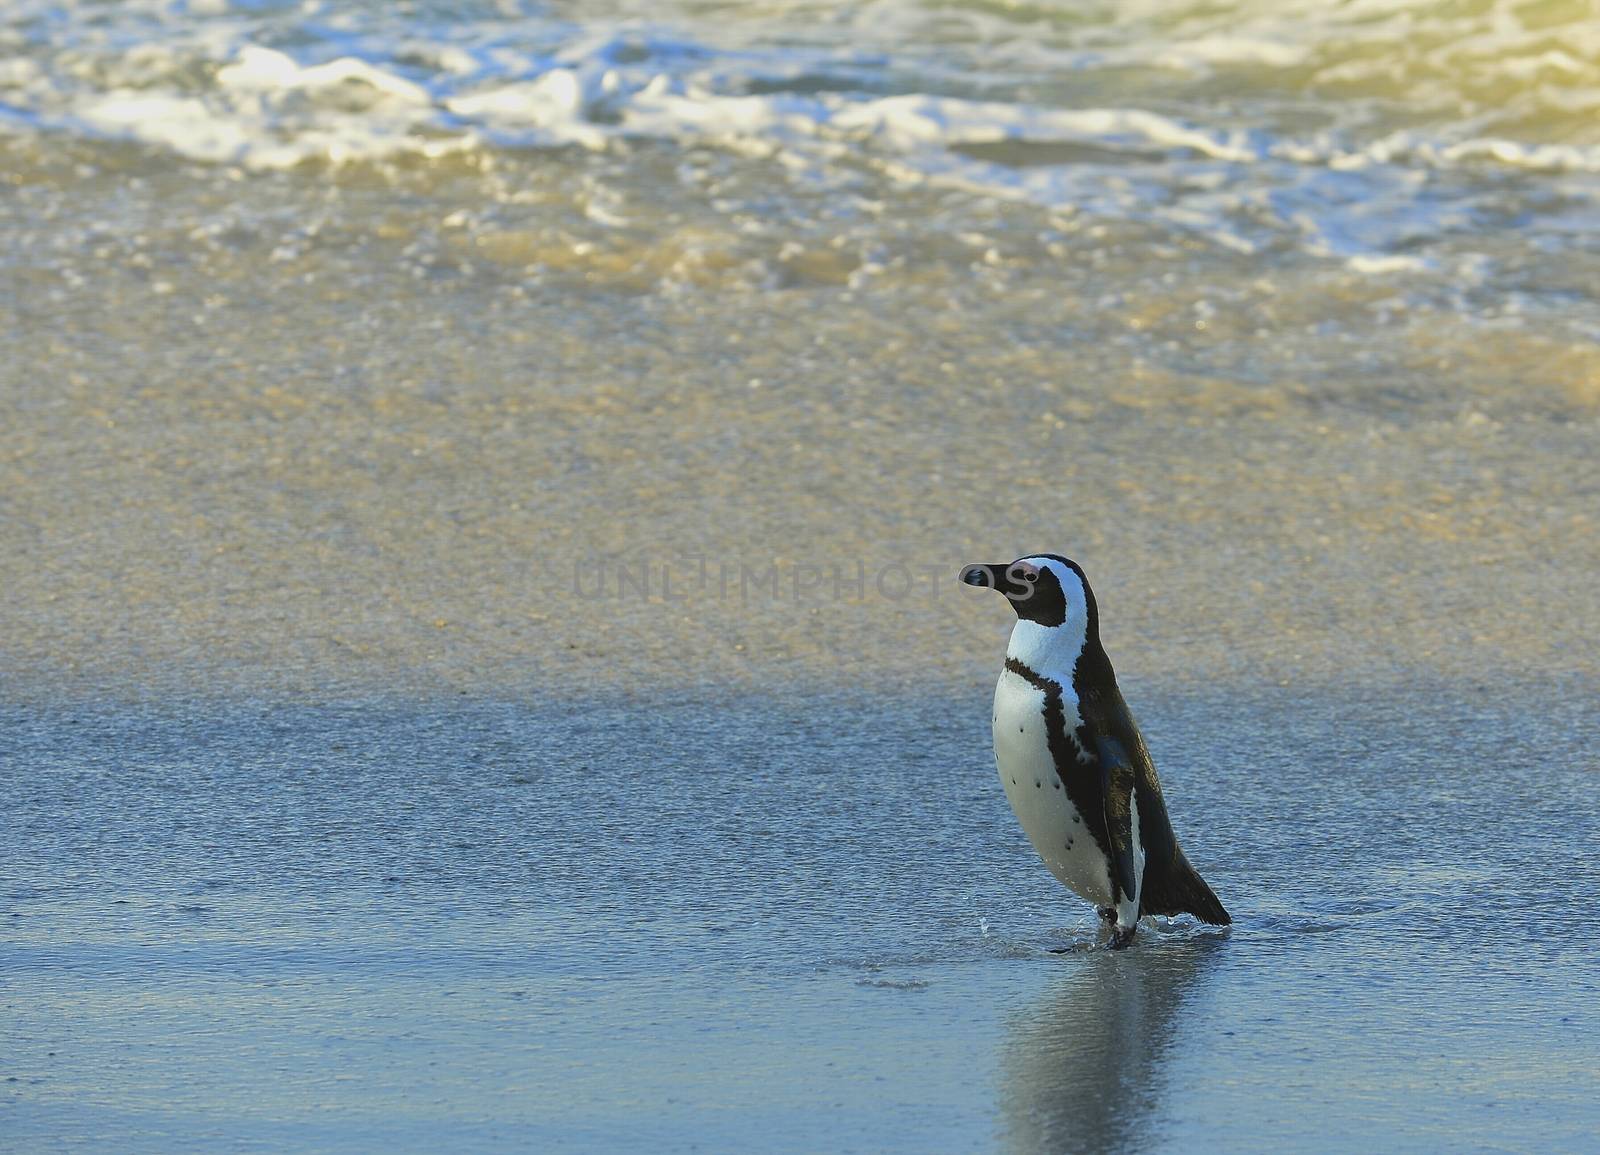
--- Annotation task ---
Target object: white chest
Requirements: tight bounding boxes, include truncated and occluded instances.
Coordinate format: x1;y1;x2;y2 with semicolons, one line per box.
992;669;1112;908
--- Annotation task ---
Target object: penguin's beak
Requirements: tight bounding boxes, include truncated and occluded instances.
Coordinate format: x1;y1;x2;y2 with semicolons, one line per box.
961;561;1037;599
961;563;1008;591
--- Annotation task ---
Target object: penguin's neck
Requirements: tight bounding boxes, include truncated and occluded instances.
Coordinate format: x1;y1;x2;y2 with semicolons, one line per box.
1006;618;1088;686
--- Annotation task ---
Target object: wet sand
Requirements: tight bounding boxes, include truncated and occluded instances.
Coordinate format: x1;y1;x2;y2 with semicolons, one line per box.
3;165;1597;705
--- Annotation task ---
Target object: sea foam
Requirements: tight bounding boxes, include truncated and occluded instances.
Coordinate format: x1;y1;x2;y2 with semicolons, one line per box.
2;0;1597;263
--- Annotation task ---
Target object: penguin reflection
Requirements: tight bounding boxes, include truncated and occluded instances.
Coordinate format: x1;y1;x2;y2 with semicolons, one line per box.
999;938;1220;1154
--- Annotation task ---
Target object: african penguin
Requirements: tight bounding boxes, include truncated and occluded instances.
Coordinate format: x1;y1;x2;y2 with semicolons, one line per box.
960;555;1229;949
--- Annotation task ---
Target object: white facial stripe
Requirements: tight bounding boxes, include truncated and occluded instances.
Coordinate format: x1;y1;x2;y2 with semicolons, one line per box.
1005;558;1090;680
1027;558;1088;611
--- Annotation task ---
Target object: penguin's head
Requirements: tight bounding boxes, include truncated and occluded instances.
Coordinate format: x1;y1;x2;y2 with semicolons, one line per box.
959;554;1098;634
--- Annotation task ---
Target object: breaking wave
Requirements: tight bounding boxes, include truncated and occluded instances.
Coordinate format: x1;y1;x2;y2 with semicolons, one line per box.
3;0;1598;262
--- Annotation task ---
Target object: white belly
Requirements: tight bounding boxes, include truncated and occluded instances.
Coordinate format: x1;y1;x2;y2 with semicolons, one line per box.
992;669;1113;908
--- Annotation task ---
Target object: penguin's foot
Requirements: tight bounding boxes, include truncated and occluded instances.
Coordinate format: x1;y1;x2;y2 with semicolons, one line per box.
1106;924;1137;951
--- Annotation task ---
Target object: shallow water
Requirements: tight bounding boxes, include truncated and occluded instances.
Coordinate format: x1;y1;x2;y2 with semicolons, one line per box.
5;686;1598;1151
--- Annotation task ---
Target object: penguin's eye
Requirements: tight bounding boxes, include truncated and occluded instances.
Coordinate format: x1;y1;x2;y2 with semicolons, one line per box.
1022;571;1038;583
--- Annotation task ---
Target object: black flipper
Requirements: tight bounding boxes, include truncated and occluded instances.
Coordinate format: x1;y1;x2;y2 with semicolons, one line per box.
1096;734;1139;910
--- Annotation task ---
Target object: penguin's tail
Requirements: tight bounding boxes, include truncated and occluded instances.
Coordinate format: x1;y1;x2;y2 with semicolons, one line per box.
1142;850;1231;926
